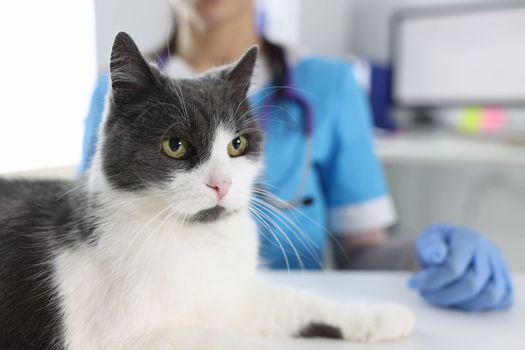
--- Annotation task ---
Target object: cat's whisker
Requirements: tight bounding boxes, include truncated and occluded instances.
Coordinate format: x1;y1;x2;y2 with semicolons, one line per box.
250;197;325;269
121;202;182;296
53;169;137;202
248;206;292;273
54;182;86;201
251;189;318;246
233;83;317;128
240;103;302;130
250;200;323;269
99;193;168;212
250;84;318;103
110;200;179;282
231;81;269;123
248;204;306;271
239;85;286;112
168;77;191;126
252;185;350;262
251;190;322;250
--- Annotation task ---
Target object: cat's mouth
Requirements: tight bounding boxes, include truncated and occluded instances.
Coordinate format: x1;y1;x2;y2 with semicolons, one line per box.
188;205;237;223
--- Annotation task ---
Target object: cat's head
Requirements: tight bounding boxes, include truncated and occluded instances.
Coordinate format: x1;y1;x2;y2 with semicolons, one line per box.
92;32;263;223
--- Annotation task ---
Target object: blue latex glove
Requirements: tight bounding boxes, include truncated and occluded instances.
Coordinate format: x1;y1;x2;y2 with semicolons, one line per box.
409;224;513;311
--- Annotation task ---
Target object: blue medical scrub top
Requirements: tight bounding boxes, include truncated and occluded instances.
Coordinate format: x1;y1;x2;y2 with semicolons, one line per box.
79;56;391;270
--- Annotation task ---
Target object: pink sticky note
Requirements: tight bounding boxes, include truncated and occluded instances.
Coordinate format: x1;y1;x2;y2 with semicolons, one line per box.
483;107;505;133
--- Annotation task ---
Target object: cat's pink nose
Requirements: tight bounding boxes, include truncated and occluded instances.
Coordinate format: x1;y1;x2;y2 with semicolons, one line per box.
207;178;231;201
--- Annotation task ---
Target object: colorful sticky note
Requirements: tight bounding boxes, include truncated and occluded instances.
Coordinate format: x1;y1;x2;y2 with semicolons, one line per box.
482;107;505;134
459;107;483;134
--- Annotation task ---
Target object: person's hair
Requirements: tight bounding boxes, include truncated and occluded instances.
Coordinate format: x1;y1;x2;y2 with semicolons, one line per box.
150;24;288;97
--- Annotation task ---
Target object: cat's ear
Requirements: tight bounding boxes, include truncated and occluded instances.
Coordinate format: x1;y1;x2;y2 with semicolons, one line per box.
223;46;258;100
109;32;157;100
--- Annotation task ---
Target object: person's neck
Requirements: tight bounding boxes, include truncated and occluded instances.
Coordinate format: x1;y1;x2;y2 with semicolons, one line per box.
177;13;261;72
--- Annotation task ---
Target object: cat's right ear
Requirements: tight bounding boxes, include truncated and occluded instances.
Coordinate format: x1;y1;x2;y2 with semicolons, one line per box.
109;32;157;100
223;46;258;101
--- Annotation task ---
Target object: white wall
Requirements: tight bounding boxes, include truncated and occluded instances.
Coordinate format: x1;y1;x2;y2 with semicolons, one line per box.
0;0;97;173
95;0;173;73
298;0;359;56
260;0;301;46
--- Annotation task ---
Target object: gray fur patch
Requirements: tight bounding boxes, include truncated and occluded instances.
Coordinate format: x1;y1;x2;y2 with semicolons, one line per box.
297;322;344;339
188;206;236;223
0;178;97;349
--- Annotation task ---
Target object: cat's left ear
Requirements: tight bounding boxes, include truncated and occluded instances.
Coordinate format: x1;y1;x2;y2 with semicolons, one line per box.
109;32;158;101
223;46;258;100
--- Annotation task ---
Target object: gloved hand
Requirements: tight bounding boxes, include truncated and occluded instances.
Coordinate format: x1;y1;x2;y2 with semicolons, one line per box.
408;224;513;311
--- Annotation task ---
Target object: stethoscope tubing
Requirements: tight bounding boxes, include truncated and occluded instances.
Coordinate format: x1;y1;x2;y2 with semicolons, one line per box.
258;63;315;209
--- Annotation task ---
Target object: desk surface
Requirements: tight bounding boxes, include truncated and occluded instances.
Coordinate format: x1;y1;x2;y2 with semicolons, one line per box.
375;132;525;166
260;271;524;349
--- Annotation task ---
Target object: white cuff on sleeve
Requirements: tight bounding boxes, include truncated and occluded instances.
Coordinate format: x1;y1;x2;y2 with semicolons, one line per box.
328;196;397;234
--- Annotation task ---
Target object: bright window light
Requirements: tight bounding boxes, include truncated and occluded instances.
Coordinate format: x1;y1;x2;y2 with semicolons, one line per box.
0;1;97;173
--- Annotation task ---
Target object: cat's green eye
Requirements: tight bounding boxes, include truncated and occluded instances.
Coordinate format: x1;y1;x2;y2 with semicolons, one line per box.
227;135;248;157
161;137;189;159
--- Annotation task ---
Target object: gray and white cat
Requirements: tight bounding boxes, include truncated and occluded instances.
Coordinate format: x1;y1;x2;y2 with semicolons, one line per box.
0;32;414;350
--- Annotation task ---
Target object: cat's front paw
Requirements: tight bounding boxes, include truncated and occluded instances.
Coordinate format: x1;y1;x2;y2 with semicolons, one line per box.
366;303;415;342
339;303;414;342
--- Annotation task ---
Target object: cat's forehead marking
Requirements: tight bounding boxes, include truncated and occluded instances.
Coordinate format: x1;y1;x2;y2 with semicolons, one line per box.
167;78;238;133
211;127;235;156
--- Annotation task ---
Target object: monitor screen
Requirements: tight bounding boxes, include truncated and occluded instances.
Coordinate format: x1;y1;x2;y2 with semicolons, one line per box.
392;2;525;107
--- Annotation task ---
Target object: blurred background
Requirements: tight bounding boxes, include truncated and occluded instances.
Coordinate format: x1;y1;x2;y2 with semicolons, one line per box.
1;0;524;269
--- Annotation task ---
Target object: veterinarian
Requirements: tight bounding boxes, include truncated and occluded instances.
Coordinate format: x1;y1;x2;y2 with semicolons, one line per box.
79;0;513;311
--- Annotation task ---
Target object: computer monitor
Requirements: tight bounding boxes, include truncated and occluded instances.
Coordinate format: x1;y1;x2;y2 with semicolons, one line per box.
392;2;525;108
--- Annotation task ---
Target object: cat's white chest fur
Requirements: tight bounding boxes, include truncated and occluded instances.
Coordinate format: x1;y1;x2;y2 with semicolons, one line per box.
54;208;259;350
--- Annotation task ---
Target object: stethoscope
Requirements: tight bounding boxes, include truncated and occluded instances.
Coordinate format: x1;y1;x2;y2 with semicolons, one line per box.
257;65;316;209
156;54;315;209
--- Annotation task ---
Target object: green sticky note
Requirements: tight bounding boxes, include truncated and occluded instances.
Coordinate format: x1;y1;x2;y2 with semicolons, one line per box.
459;107;482;134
